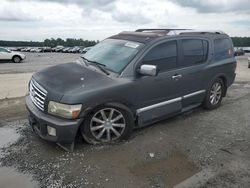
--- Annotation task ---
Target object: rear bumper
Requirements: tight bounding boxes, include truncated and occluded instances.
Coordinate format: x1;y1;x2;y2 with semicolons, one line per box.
228;73;236;87
25;96;83;144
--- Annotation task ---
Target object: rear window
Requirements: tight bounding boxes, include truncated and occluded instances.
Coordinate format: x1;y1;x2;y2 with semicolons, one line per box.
180;39;208;67
214;38;233;61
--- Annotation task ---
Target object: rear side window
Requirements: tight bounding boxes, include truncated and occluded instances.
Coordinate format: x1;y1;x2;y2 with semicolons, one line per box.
142;40;177;72
214;38;233;61
180;39;208;67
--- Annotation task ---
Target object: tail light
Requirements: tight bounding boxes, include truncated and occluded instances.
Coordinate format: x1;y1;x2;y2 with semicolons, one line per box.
228;48;233;56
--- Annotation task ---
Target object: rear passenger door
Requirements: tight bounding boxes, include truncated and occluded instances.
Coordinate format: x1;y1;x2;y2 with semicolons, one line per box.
177;38;209;108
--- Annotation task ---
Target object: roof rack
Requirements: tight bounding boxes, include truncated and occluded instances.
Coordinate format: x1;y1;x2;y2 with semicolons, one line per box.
179;30;226;35
135;29;225;36
135;29;189;33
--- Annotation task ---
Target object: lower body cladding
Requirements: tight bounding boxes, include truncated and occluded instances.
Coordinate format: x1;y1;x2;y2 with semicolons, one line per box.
25;96;83;151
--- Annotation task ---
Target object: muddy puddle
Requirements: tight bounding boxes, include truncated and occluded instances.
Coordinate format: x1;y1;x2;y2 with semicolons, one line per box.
0;126;20;154
0;125;38;188
130;151;199;187
0;167;38;188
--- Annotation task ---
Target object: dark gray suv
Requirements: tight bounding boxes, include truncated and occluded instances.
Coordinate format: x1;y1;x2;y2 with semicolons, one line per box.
26;29;236;150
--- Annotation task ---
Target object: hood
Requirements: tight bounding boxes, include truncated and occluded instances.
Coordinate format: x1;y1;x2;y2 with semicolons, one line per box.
33;62;114;101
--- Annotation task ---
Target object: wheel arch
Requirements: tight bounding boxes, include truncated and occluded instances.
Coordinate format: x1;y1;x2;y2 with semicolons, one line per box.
210;74;227;97
12;55;22;62
218;75;227;97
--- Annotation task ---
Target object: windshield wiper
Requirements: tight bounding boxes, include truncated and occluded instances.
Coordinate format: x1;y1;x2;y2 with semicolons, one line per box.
81;56;110;75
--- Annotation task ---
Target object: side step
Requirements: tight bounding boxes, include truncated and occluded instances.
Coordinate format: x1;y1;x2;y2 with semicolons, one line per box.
181;103;201;113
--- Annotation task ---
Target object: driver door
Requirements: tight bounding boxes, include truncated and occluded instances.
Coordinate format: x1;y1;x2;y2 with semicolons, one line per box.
134;40;182;125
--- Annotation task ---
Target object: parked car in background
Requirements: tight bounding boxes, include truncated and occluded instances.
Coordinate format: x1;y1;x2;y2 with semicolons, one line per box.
69;47;81;53
0;47;25;63
42;47;52;52
30;48;43;53
7;47;18;51
234;48;245;56
62;47;71;53
26;29;236;151
80;46;92;54
54;46;64;52
243;47;250;53
21;47;32;52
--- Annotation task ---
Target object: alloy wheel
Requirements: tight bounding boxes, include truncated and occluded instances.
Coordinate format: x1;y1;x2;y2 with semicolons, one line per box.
210;82;222;105
90;108;126;142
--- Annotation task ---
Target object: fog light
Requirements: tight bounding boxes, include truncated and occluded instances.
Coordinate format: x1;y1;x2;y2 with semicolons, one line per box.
47;126;56;136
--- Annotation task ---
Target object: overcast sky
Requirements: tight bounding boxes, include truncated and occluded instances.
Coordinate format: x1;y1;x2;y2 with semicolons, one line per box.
1;0;250;41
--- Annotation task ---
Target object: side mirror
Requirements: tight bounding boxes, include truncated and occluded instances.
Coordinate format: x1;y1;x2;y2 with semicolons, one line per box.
138;64;158;76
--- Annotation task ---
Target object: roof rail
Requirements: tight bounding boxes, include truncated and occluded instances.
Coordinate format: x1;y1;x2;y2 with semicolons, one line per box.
135;29;189;33
179;30;226;35
135;29;226;36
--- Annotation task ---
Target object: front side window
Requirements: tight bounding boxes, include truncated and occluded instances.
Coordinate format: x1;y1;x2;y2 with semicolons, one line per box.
0;48;8;52
180;39;208;67
214;38;233;61
142;40;177;72
83;39;143;73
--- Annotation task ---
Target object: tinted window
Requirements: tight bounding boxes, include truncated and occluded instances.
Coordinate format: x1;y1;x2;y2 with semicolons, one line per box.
142;41;177;72
180;39;208;67
214;38;233;61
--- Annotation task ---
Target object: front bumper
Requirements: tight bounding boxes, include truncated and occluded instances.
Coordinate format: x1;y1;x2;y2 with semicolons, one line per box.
25;96;83;144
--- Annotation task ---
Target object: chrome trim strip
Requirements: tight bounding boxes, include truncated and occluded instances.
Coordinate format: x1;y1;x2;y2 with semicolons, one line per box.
137;97;182;114
31;80;47;95
136;90;206;114
30;84;45;100
29;79;47;111
183;90;206;99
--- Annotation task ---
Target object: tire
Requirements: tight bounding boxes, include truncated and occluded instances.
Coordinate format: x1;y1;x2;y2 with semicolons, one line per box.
81;105;134;144
12;56;21;63
248;64;250;68
203;78;225;110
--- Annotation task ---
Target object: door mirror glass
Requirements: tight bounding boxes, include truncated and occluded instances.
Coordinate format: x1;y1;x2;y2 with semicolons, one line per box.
138;64;158;76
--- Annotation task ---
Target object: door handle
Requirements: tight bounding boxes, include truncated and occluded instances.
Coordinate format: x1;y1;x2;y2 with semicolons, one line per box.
172;74;182;80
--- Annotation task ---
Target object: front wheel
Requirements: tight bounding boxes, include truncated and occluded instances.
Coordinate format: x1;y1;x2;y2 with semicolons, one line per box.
81;106;134;144
12;56;21;63
203;78;224;110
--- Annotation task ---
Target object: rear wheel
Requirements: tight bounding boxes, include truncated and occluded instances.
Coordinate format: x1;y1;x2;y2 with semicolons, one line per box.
81;106;134;144
12;56;21;63
203;78;224;110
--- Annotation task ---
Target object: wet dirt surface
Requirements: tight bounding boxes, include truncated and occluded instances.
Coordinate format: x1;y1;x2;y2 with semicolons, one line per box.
0;56;249;187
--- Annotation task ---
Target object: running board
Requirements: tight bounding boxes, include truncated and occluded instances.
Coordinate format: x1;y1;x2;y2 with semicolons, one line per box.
181;103;201;113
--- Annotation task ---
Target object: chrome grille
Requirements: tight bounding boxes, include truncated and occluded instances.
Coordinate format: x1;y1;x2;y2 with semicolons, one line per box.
29;79;47;111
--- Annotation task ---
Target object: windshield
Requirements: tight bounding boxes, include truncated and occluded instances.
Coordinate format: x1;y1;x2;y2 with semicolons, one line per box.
82;39;143;73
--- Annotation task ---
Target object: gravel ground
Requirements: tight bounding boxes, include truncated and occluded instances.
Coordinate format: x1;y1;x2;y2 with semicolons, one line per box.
0;53;249;187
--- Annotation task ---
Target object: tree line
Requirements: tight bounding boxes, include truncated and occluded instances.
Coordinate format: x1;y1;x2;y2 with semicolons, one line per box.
0;38;98;47
231;37;250;47
0;37;250;47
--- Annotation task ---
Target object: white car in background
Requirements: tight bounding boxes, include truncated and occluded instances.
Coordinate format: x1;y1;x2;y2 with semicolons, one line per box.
0;47;26;63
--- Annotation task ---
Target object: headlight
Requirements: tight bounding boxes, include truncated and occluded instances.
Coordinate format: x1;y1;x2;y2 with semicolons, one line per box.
48;101;82;119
